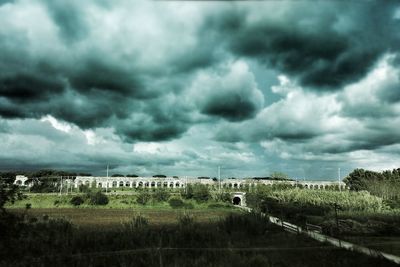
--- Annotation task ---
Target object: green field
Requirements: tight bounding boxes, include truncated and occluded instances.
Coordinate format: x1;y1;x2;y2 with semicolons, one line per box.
10;208;240;228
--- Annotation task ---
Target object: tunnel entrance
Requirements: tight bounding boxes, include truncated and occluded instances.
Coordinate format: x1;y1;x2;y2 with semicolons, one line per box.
232;196;241;205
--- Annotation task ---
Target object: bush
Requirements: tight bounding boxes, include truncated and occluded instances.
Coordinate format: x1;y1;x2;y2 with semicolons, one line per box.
212;192;231;202
87;192;109;205
169;197;185;208
153;189;170;202
136;191;151;205
192;184;210;203
70;196;85;206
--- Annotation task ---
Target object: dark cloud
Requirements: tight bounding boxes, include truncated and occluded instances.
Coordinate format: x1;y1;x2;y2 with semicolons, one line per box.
205;2;399;90
118;123;187;142
0;73;65;102
42;0;88;42
201;93;258;121
68;59;148;97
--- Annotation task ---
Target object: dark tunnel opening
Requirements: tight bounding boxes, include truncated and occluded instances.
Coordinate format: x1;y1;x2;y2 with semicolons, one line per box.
232;196;241;205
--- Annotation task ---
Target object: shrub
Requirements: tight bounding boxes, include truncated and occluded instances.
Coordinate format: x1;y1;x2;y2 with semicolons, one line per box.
87;192;109;205
169;197;185;208
192;184;210;202
181;185;194;199
70;196;85;206
212;192;231;202
136;191;151;205
153;189;170;202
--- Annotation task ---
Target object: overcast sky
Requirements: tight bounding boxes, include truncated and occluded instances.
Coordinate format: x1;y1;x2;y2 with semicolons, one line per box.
0;0;399;180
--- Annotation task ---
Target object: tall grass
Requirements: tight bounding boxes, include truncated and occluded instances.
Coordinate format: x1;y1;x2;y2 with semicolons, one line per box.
1;212;397;267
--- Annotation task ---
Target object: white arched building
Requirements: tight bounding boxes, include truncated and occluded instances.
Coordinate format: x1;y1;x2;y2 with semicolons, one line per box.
73;176;346;190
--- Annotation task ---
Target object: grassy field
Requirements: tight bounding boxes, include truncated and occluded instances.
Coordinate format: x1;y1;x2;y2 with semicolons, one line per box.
6;192;240;228
10;208;240;228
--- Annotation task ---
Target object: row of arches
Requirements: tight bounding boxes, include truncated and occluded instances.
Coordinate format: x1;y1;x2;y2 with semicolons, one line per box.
76;180;184;189
221;182;346;190
74;178;346;191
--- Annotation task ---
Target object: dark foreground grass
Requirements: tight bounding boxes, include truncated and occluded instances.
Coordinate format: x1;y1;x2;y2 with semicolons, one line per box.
1;212;398;267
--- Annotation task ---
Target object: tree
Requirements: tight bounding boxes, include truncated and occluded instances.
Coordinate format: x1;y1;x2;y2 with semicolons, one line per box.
153;174;166;178
192;184;210;202
126;174;139;177
0;181;23;213
270;172;291;180
111;174;125;177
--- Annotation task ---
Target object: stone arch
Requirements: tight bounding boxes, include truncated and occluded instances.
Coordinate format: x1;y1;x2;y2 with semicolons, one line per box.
151;182;156;188
138;181;143;187
233;183;238;188
119;181;124;187
112;181;117;187
231;192;246;206
175;182;180;188
98;182;102;188
125;181;130;187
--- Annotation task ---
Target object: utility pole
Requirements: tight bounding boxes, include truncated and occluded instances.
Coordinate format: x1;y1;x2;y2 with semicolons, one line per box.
59;176;63;195
338;167;341;191
107;164;109;178
185;175;188;194
218;166;221;193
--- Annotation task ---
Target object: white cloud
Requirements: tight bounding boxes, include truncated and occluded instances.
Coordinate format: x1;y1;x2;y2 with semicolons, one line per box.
40;115;72;133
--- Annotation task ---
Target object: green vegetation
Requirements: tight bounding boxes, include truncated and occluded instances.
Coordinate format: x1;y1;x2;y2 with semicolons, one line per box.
70;196;84;206
87;191;109;205
344;168;400;208
136;190;151;205
181;184;211;202
247;187;387;212
1;211;397;267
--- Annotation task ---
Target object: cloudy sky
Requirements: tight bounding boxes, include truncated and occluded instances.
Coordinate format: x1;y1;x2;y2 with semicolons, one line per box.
0;0;399;180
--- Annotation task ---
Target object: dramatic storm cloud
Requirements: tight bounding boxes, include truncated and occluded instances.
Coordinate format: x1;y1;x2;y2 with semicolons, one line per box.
0;0;399;179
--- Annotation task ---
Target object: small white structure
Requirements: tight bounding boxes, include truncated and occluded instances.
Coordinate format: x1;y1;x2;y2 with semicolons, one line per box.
14;175;30;186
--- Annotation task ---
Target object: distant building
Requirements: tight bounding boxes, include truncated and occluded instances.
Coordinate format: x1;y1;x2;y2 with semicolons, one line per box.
14;175;30;187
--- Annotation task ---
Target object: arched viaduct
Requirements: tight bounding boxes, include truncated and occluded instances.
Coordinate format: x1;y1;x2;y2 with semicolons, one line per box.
71;176;346;190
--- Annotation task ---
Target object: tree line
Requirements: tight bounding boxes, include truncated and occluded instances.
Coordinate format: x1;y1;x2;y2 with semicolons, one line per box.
344;168;400;207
